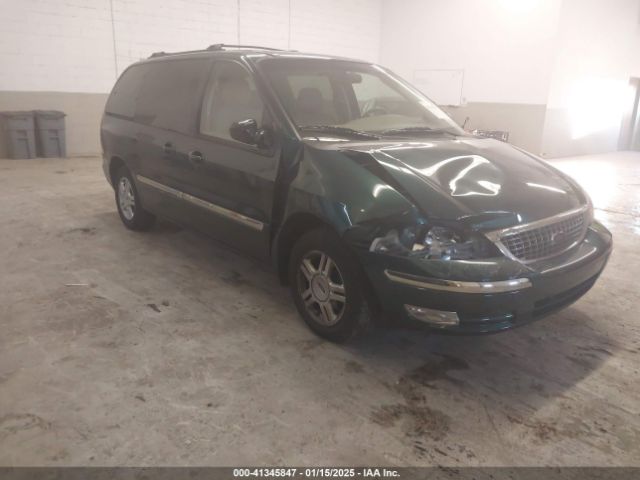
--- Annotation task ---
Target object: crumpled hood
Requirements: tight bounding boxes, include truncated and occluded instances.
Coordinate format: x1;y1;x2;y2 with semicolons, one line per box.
347;137;585;228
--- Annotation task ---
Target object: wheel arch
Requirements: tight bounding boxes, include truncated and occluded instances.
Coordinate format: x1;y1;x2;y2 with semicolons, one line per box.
273;212;336;285
108;156;127;187
274;211;385;325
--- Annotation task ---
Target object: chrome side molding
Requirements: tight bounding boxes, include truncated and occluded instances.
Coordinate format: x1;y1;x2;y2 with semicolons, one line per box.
136;175;264;231
385;269;531;293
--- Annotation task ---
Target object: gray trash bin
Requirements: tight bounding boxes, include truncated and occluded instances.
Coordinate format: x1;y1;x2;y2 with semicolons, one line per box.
0;111;37;159
34;110;66;157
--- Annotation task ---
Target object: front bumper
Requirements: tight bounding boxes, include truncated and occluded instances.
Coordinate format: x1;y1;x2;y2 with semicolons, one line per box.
360;222;612;334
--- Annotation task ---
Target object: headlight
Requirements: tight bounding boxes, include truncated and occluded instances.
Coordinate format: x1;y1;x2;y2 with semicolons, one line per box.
370;224;499;260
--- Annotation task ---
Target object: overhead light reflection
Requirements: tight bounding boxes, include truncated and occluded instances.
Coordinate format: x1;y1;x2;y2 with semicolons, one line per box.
500;0;538;13
526;182;567;194
373;184;393;197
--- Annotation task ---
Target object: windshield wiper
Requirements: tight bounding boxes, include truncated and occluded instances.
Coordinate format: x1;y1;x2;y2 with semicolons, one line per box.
299;125;380;140
379;127;459;137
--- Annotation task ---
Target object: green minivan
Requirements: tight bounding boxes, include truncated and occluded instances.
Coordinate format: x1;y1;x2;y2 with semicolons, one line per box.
101;44;612;341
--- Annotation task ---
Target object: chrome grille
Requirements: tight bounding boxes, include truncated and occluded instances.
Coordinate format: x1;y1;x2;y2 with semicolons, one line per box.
499;211;586;262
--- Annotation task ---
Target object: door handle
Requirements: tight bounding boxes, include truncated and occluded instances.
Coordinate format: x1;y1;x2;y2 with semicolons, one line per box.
188;150;204;164
163;142;175;154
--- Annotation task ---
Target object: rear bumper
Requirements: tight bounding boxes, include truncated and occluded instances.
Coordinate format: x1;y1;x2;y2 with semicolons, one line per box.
361;222;612;334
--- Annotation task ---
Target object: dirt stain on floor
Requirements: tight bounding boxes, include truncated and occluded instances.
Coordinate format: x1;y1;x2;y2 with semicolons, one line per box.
146;303;161;313
577;345;613;357
404;354;469;388
220;270;248;287
506;414;560;442
61;227;96;236
344;360;365;374
371;403;450;441
298;338;324;359
370;354;470;457
0;413;51;435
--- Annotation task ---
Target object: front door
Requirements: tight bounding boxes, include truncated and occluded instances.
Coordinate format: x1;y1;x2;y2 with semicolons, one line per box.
173;59;281;261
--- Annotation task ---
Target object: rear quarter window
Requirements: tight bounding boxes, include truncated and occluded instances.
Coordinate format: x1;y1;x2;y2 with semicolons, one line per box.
135;59;211;134
105;64;147;118
105;58;211;135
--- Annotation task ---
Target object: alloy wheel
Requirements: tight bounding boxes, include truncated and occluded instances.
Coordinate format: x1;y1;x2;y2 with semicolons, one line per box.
118;177;136;220
297;250;347;326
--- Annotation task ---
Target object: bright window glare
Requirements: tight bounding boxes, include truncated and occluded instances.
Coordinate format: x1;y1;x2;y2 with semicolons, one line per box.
568;77;630;139
500;0;539;13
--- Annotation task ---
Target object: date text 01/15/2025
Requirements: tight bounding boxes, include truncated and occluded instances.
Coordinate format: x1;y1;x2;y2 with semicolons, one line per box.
232;468;400;478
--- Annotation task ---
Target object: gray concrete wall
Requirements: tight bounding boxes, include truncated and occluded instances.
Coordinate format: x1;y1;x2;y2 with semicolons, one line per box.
442;102;547;155
0;91;108;158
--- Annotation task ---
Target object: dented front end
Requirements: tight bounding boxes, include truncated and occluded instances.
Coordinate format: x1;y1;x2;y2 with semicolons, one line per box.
277;136;612;333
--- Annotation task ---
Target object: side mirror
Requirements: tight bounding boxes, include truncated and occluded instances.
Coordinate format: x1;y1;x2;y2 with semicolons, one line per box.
229;119;273;149
230;118;259;144
255;127;274;149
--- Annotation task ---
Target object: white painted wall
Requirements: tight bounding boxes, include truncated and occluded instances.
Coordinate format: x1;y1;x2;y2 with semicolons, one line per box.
546;0;640;109
290;0;380;62
380;0;640;156
540;0;640;155
238;0;290;49
379;0;563;105
0;0;381;94
0;0;116;93
1;0;638;157
111;0;238;80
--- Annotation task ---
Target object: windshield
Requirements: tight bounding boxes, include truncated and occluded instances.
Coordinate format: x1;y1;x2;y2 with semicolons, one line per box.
256;58;464;137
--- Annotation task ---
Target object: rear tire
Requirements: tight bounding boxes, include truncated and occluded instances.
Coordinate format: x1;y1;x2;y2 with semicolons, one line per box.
289;227;370;342
114;166;156;231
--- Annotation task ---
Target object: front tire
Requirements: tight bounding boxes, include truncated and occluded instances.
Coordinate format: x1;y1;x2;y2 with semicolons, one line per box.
114;166;156;231
289;228;370;342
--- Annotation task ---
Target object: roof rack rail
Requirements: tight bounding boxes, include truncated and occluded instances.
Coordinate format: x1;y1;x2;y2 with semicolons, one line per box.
148;48;208;59
206;44;285;52
148;44;286;59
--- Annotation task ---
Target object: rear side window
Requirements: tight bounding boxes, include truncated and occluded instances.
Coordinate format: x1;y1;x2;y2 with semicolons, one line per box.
105;64;148;118
200;61;264;140
136;59;211;134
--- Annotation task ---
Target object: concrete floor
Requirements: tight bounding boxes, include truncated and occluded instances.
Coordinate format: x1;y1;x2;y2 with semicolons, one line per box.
0;152;639;467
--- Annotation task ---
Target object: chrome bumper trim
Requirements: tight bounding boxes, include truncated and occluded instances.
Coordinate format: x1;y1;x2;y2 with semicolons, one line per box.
385;270;532;293
136;175;264;231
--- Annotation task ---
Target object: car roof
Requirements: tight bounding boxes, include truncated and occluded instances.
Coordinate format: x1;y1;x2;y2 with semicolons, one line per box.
137;44;370;66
